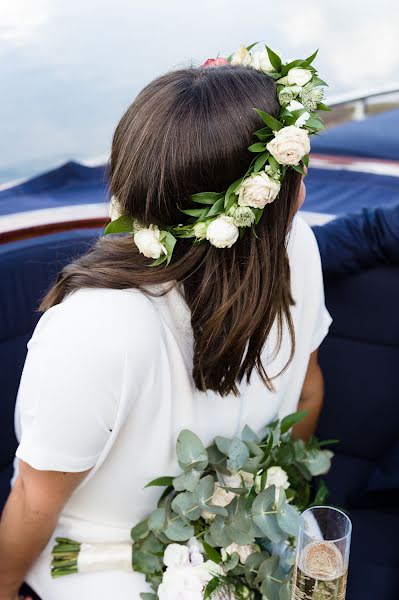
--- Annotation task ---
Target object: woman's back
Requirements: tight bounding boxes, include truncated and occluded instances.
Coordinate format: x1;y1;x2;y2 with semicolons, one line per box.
13;215;331;598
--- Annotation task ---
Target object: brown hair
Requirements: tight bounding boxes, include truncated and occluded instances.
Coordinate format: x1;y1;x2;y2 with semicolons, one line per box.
40;65;301;396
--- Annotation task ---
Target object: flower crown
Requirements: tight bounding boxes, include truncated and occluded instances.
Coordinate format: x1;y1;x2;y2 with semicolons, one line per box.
105;43;330;264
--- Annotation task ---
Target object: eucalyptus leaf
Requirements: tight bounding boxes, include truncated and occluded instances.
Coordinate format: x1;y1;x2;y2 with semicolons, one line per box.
164;513;194;541
173;469;201;492
147;508;166;532
252;486;283;543
176;430;208;472
244;550;270;586
140;594;157;600
256;555;279;585
227;437;250;472
195;474;217;508
223;551;240;572
276;493;300;537
171;492;202;521
242;425;260;444
209;515;233;547
304;449;333;476
131;519;150;542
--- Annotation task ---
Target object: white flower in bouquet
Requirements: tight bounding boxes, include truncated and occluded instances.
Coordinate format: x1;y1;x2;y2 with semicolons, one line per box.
201;470;254;521
222;542;258;564
287;67;313;87
224;470;255;488
158;566;204;600
237;172;281;209
250;49;276;73
187;537;204;555
206;216;239;248
230;44;252;67
163;543;191;568
254;466;290;502
266;466;290;503
134;226;167;259
158;558;223;600
266;126;310;166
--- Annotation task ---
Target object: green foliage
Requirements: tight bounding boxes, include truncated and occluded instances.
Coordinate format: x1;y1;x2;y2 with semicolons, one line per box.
104;215;135;235
52;400;333;598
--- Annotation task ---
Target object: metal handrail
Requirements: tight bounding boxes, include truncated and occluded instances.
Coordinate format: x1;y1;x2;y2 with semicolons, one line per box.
327;84;399;120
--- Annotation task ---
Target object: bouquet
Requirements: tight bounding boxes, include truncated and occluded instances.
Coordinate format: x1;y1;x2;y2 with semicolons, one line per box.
52;411;334;599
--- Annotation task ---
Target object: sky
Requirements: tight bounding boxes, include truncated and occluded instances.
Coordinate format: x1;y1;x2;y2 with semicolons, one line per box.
0;0;398;184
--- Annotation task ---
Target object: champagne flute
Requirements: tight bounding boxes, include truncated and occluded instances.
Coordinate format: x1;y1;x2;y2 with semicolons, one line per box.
291;506;352;600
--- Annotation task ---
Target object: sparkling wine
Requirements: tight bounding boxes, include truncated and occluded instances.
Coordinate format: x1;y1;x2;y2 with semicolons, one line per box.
291;541;348;600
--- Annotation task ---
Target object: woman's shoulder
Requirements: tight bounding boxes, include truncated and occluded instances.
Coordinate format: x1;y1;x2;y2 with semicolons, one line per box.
287;214;321;268
31;287;163;353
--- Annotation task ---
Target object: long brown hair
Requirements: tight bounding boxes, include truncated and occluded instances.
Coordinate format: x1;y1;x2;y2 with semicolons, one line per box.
40;65;301;396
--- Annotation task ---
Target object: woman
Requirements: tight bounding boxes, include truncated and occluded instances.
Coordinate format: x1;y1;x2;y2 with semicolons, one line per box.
0;63;331;599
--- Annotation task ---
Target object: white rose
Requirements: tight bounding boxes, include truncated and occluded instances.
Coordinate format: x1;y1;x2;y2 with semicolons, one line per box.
266;126;310;166
188;537;204;555
201;471;254;520
238;172;281;209
265;466;290;503
250;49;275;73
133;226;167;259
206;216;239;248
163;544;191;568
108;195;123;221
286;100;311;128
158;566;203;600
230;44;252;67
223;542;257;564
295;111;311;128
265;466;290;489
223;471;255;488
287;67;313;87
190;552;204;566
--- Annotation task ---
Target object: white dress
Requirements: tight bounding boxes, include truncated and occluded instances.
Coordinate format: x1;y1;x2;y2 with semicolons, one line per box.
13;215;331;599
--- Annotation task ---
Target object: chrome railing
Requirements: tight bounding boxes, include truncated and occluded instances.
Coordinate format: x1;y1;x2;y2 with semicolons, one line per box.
327;84;399;120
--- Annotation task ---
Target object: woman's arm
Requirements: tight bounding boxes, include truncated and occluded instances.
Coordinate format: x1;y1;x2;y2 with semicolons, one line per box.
292;349;324;441
0;461;90;600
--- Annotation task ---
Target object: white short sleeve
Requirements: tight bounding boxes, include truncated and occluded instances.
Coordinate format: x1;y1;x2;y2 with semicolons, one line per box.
289;216;333;353
15;287;159;472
